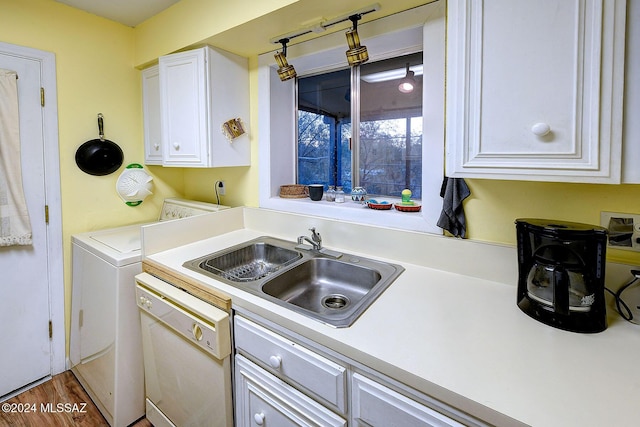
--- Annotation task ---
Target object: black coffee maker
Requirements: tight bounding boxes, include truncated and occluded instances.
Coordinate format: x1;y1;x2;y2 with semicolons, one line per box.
515;219;608;333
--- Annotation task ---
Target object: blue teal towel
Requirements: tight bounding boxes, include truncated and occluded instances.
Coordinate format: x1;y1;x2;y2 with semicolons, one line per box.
437;177;470;238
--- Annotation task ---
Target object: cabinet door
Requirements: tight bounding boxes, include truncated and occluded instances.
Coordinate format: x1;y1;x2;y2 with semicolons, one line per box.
352;373;464;427
446;0;626;183
622;0;640;183
235;355;346;427
234;315;347;413
159;48;209;167
142;65;162;165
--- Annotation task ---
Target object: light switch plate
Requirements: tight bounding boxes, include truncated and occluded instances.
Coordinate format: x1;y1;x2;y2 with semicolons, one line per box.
600;211;640;252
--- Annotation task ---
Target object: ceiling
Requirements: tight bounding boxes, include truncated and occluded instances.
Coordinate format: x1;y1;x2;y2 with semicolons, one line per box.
52;0;437;59
200;0;436;58
54;0;181;27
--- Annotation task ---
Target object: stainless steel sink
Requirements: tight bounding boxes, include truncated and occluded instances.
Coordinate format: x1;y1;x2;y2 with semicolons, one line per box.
183;236;404;327
261;257;400;326
183;237;302;284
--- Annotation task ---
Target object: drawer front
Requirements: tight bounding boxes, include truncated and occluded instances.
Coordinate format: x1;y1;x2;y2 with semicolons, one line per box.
352;373;464;427
235;355;346;427
234;316;346;413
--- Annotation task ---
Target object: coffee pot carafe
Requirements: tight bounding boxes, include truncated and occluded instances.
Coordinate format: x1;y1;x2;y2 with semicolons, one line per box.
526;245;594;315
516;219;607;333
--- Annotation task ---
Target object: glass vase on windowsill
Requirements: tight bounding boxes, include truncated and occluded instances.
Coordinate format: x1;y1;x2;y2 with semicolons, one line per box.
326;186;336;202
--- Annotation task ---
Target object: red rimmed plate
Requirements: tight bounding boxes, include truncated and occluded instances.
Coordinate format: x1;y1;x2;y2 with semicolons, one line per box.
394;203;421;212
367;201;392;210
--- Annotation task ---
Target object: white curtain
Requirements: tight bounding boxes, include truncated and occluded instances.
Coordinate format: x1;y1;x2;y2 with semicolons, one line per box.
0;69;32;246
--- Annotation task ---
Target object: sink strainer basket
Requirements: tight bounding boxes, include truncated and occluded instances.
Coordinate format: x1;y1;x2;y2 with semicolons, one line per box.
198;243;301;282
216;260;275;282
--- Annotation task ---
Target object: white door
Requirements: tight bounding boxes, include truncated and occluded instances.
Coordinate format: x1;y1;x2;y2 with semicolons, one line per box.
0;50;52;397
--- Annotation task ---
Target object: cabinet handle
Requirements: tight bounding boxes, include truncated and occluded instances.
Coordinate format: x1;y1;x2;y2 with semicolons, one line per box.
153;143;160;151
253;412;265;425
268;355;282;369
531;122;551;137
172;142;180;150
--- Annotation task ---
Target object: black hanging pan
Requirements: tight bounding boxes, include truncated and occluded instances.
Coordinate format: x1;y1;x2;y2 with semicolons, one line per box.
75;113;124;176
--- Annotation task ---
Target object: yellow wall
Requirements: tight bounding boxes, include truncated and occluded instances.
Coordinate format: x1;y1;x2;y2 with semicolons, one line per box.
133;0;638;267
0;0;185;347
133;0;299;66
465;180;640;264
181;56;261;208
2;0;639;359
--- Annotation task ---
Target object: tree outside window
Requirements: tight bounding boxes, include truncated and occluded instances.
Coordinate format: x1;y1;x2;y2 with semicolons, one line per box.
297;52;423;199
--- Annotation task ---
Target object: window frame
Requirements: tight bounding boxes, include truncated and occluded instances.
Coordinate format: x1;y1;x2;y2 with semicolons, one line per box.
257;1;445;234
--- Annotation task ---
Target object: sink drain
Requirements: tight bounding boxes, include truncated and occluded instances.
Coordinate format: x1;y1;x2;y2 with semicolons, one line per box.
322;294;350;309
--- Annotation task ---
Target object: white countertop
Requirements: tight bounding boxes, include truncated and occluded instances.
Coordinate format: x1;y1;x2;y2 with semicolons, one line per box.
142;210;640;427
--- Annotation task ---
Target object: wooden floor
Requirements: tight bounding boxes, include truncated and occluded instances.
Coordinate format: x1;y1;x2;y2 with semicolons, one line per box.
0;371;152;427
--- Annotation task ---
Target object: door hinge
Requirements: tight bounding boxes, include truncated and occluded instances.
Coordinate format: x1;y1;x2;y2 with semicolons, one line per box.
49;320;53;339
40;88;45;107
45;205;49;224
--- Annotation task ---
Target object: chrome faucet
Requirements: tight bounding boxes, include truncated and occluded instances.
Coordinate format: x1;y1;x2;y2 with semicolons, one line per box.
297;227;322;251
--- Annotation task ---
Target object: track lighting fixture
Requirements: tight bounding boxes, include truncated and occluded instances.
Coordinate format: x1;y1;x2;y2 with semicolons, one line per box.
345;14;369;66
274;38;297;82
398;63;416;93
269;4;379;82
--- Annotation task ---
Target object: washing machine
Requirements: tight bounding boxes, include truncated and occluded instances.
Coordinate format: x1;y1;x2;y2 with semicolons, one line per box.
69;198;228;427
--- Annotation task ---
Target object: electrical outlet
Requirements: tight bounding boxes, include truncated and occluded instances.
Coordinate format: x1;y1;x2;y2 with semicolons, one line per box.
600;211;640;252
217;180;226;195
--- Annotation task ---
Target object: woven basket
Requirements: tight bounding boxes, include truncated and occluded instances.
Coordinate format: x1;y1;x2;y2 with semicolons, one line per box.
279;184;308;198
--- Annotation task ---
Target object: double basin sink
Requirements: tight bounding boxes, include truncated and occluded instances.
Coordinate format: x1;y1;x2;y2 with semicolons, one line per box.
183;236;404;327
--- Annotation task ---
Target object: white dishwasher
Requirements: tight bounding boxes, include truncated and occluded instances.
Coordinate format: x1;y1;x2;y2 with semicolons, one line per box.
135;272;233;427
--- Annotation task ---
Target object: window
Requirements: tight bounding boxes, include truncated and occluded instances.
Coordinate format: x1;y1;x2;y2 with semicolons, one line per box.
297;69;352;191
258;1;445;234
297;53;423;199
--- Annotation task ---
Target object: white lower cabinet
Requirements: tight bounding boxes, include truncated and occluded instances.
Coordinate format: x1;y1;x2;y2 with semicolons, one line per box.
352;373;464;427
235;355;347;427
234;315;347;413
233;314;485;427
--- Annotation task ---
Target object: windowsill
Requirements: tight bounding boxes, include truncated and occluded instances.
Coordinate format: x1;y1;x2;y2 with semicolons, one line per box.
257;3;446;236
261;196;439;234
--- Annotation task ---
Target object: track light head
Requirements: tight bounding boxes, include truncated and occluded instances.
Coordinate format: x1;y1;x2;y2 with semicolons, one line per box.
275;38;297;82
345;14;369;66
398;63;416;93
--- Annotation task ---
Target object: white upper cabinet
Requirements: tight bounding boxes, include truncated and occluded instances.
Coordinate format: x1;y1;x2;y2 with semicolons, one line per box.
142;65;162;165
622;0;640;183
446;0;627;183
143;46;250;168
